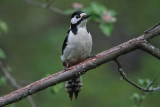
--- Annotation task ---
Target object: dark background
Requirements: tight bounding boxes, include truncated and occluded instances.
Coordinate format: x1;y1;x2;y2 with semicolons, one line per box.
0;0;160;107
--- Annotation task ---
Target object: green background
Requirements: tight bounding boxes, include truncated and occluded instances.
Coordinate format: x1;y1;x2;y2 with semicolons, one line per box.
0;0;160;107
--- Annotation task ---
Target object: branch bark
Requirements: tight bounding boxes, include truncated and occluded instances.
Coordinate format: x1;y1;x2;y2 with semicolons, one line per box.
0;22;160;106
140;42;160;59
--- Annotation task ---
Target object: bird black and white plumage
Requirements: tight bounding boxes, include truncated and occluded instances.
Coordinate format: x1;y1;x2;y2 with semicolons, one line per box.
61;11;92;100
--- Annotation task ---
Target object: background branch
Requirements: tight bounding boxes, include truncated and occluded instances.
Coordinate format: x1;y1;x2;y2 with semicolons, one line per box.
16;80;32;85
0;22;160;106
23;0;65;15
0;62;36;107
114;59;160;92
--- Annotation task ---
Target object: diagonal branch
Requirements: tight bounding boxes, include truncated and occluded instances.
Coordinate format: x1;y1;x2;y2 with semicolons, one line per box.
140;42;160;59
45;0;54;8
147;72;160;89
23;0;66;15
0;62;36;107
114;59;160;92
0;62;21;89
0;22;160;106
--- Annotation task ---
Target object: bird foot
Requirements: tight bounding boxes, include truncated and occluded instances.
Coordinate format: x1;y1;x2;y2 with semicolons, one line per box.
64;66;75;71
87;54;96;59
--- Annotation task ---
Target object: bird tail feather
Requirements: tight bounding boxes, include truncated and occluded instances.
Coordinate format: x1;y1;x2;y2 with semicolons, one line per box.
65;76;83;100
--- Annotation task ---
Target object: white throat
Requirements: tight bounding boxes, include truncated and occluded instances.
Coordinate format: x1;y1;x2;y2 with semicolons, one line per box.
77;19;87;28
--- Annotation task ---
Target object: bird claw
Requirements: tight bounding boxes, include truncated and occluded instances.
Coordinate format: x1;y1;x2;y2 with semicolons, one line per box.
64;67;71;71
64;66;75;71
87;54;96;59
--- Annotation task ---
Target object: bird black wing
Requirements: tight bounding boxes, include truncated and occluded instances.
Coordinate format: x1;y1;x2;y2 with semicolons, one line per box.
62;29;70;55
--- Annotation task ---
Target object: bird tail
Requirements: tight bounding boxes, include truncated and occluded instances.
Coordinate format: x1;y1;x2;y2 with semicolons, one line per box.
65;76;83;100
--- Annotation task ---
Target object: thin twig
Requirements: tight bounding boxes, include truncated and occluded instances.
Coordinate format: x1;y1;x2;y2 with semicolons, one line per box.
144;22;160;39
144;22;160;33
45;0;54;8
0;62;36;107
147;72;160;88
0;62;21;89
137;72;160;106
114;59;160;92
23;0;66;15
114;59;148;91
27;96;36;107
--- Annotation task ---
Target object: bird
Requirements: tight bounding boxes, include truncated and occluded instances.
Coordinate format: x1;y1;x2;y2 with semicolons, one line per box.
61;11;92;100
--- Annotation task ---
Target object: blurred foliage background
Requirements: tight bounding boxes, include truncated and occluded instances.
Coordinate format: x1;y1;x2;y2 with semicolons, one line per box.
0;0;160;107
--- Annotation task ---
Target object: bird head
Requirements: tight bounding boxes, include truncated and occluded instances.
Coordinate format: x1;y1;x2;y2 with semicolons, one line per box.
70;11;91;28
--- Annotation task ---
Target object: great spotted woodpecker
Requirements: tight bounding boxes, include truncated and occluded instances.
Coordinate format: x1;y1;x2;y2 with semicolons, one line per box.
61;11;92;100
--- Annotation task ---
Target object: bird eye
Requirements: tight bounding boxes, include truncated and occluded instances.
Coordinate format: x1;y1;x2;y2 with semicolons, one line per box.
76;15;80;18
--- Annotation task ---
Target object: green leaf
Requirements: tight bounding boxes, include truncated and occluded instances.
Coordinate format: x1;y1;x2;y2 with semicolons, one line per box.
0;20;8;33
109;10;117;16
138;79;144;85
131;93;140;103
82;7;92;14
138;79;150;87
141;95;146;100
51;83;63;94
65;2;116;36
65;9;74;15
0;76;6;86
90;16;100;22
91;2;107;16
99;23;113;36
0;49;6;59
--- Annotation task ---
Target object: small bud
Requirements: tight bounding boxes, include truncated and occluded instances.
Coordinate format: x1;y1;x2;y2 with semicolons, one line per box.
102;10;117;23
72;3;83;9
103;14;112;22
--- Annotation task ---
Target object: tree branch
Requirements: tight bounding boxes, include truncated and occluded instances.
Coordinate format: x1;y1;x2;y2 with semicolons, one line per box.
0;62;21;89
0;22;160;106
0;62;36;107
140;42;160;59
114;59;160;92
23;0;66;15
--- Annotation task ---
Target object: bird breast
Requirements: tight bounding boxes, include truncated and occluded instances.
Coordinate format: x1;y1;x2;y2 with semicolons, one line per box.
61;27;92;64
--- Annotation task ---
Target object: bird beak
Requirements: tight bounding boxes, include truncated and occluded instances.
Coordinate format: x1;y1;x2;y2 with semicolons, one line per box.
80;13;91;20
82;15;91;19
